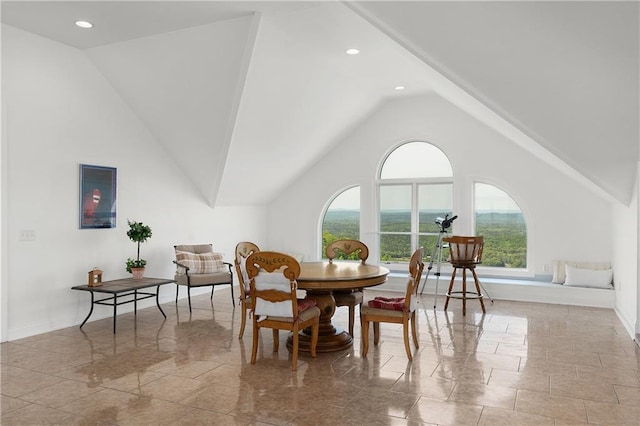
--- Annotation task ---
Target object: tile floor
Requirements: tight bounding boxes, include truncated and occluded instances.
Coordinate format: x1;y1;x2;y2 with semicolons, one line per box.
2;287;640;425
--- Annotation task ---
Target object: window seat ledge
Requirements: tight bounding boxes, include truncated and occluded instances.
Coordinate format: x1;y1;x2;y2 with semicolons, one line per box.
379;273;615;308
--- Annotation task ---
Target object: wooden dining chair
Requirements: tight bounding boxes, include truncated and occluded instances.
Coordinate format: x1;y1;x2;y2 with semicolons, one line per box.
325;239;368;336
361;247;424;360
443;236;486;316
234;241;260;339
246;251;320;371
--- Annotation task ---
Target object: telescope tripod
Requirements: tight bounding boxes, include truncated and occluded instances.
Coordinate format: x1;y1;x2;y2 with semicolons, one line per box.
419;230;448;309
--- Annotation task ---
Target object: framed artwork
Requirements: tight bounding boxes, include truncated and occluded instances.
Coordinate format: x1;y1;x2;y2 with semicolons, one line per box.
79;164;117;229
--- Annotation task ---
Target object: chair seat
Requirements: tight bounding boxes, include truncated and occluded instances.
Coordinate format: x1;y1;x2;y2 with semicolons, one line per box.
333;290;363;305
175;271;232;286
361;305;406;318
261;305;321;323
367;297;405;311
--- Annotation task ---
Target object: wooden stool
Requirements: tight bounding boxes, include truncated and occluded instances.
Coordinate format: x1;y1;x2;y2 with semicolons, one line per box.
443;236;486;316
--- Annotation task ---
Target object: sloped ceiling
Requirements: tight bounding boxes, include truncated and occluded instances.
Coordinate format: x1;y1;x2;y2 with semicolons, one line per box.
216;3;433;205
2;1;638;206
351;1;640;205
86;16;258;205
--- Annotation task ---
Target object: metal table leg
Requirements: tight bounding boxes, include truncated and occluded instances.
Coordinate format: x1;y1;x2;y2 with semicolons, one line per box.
156;285;166;318
79;291;95;329
113;294;117;333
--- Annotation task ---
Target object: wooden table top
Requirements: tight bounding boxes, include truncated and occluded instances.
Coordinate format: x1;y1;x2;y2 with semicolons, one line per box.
297;262;389;291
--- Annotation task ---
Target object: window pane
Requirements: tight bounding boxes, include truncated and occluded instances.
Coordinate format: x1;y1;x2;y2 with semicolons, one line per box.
418;234;439;262
475;183;527;268
380;234;412;263
322;187;360;259
381;142;452;179
418;184;453;233
380;185;411;232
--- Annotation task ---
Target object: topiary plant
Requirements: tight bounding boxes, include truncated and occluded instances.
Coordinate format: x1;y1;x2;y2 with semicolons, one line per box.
125;220;152;273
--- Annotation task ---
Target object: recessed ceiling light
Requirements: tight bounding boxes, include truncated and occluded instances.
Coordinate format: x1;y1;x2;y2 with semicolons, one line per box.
346;48;360;55
394;86;406;91
75;20;94;29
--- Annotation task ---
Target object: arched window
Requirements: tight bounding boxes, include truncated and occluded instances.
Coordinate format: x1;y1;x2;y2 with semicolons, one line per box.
321;186;360;259
379;142;453;263
474;183;527;268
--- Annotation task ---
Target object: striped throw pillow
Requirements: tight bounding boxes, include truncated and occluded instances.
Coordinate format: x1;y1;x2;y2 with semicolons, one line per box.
175;251;225;274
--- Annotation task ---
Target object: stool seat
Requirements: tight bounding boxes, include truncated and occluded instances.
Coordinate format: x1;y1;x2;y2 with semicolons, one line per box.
443;236;486;315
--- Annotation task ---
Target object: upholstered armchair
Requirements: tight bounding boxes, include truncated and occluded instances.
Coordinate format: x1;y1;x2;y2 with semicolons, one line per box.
174;244;234;313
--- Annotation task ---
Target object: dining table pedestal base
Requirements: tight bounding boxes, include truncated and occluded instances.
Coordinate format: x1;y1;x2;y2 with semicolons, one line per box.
286;290;353;353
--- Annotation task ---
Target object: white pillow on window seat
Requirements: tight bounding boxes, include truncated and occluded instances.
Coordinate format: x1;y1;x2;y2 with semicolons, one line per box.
564;264;613;289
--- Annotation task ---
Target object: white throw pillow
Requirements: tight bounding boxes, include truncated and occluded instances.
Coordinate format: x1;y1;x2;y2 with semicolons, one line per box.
254;271;294;317
552;260;611;284
564;264;613;288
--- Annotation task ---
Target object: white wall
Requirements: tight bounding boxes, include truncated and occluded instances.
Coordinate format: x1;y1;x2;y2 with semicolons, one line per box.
612;168;638;337
268;95;613;278
1;25;266;341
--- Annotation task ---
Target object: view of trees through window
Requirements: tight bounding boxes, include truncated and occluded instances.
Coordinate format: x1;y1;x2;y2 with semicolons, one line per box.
321;187;361;261
379;142;453;263
475;183;527;268
379;184;453;263
320;145;528;270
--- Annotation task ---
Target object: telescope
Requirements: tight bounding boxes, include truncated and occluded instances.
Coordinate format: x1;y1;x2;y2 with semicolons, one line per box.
435;214;457;232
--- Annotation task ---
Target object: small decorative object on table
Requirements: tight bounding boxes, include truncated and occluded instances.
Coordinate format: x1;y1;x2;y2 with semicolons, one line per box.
87;267;103;287
125;220;152;280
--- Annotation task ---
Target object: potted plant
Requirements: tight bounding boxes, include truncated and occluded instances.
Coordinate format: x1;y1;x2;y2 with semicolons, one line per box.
126;220;152;280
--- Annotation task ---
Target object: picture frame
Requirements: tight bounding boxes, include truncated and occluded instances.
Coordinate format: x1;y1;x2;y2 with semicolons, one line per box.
79;164;117;229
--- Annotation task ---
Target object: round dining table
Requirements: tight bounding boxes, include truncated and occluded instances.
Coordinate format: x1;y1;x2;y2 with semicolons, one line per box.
286;261;389;353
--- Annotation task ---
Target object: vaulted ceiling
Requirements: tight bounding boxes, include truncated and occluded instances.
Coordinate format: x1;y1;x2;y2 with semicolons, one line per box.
2;1;638;206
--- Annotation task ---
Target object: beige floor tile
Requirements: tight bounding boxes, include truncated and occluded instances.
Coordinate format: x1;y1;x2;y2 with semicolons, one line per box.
1;365;65;397
478;406;555;425
114;396;195;425
407;396;483;425
57;387;137;418
575;364;640;387
584;399;640;424
488;368;550;393
550;375;618;403
469;351;521;372
614;383;640;406
0;395;31;414
0;403;87;425
138;373;210;402
449;381;517;410
391;374;455;399
3;289;640;425
19;379;103;408
546;348;603;367
173;408;255;425
518;357;578;378
515;389;587;422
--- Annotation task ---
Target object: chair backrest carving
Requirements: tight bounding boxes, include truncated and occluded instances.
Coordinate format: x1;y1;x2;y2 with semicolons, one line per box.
235;242;260;298
444;236;484;267
325;239;369;264
404;247;425;311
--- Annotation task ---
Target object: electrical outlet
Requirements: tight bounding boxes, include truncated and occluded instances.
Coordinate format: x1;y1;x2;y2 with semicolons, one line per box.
19;229;36;241
543;264;551;273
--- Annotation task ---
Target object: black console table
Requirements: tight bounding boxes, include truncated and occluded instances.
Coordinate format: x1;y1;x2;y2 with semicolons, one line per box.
72;277;174;333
